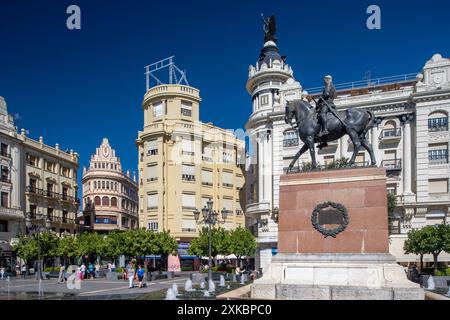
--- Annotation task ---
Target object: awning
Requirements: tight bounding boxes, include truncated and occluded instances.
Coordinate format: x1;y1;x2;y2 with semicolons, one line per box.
0;241;13;254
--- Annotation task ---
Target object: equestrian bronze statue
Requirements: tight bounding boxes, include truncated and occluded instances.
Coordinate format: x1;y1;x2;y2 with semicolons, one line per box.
284;75;376;172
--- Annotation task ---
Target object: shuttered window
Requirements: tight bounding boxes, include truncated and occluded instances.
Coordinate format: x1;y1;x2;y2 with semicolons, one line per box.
201;169;213;186
153;101;164;117
182;193;196;209
146;165;158;182
147;193;158;210
223;171;233;187
429;179;448;194
182;219;196;232
182;164;196;181
222;198;233;212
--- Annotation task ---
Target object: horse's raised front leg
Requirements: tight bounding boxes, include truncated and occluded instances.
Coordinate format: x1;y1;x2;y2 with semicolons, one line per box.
347;131;361;166
306;137;317;168
287;143;309;173
361;139;377;166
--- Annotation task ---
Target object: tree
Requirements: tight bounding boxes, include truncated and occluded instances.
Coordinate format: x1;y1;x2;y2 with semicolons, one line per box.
404;228;428;271
227;227;256;267
404;224;450;275
55;233;78;265
13;235;38;265
76;232;104;263
387;193;397;218
188;227;230;263
103;231;126;264
122;229;158;263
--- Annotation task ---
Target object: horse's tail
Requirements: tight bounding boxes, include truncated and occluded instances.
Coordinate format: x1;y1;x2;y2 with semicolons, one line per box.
361;110;375;139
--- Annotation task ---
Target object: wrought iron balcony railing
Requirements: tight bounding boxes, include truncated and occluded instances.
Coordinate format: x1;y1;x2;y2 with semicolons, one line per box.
380;128;401;140
382;159;402;171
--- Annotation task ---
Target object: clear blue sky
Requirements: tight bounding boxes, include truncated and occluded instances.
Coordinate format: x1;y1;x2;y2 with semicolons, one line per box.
1;0;449;187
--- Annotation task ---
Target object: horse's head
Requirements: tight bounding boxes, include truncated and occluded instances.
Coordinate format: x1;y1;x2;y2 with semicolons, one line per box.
285;102;295;124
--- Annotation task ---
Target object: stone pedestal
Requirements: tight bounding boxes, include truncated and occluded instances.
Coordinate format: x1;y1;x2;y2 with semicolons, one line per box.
251;167;423;300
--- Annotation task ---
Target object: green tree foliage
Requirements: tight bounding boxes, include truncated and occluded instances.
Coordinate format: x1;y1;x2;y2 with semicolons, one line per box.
404;224;450;274
387;193;397;219
154;230;178;256
13;235;38;263
103;231;126;261
76;232;104;260
188;227;230;259
122;228;157;258
227;227;256;265
55;233;78;265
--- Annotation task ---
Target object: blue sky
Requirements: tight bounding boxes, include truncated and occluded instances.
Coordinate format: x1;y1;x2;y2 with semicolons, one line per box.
1;0;449;187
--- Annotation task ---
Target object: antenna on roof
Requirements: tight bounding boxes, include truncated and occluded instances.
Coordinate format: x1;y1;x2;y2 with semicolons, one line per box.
144;56;189;91
363;70;372;86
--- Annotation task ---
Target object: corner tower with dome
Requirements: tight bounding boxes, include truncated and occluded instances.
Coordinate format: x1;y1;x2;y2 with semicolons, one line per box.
245;17;304;273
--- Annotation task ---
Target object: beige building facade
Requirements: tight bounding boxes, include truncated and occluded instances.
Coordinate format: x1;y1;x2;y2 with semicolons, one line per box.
23;132;79;234
136;84;246;243
82;138;139;232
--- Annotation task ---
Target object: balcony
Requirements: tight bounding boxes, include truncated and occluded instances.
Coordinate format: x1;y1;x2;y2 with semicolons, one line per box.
202;155;213;162
0;206;24;219
0;151;11;159
182;174;196;182
222;183;233;188
429;151;448;165
27;213;76;225
382;159;402;171
0;176;11;184
26;186;78;203
245;201;270;219
181;228;196;233
202;181;213;187
379;129;401;142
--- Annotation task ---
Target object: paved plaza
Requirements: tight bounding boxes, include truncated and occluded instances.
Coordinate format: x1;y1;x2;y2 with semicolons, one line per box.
0;273;192;299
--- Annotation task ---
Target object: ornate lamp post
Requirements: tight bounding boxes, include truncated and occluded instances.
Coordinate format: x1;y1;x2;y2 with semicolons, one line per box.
193;198;227;289
25;213;51;283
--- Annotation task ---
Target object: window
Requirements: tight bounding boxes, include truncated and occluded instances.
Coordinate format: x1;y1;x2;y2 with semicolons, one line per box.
106;181;109;189
202;146;213;162
102;181;105;189
61;166;70;177
102;196;110;206
147;139;158;156
429;179;448;194
46;183;54;196
0;220;7;232
182;138;195;156
222;152;232;164
382;120;400;138
182;193;196;210
146;165;158;182
236;175;244;190
94;181;97;189
283;131;299;147
428;112;448;131
182;219;196;232
222;198;233;214
153;101;164;117
95;216;117;225
181;101;192;117
62;210;68;223
260;94;269;106
94;196;101;206
235;201;243;215
148;222;158;231
26;153;39;166
0;143;9;157
46;161;56;173
222;171;233;187
182;164;196;181
1;166;9;182
62;186;68;200
47;208;53;221
1;192;8;208
29;178;37;192
429;143;448;163
147;193;158;210
201;169;213;186
111;197;117;207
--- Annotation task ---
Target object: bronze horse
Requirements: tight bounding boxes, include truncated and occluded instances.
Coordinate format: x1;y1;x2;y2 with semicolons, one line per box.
284;100;376;172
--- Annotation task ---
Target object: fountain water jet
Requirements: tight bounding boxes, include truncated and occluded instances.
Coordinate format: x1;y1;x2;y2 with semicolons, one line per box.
427;275;435;290
185;279;195;292
219;275;226;287
200;281;205;289
203;290;210;297
165;288;177;300
208;279;215;292
172;283;179;296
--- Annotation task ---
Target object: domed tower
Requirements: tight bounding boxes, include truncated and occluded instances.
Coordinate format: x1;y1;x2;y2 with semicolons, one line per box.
245;15;302;273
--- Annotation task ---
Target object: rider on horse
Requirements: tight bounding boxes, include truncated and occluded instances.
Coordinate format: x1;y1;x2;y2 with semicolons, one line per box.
316;75;337;137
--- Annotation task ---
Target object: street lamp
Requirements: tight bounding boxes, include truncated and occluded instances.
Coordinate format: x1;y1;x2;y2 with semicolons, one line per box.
25;213;51;283
193;198;227;291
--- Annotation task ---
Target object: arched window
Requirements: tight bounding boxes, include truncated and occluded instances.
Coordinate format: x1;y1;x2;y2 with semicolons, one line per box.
106;181;109;189
382;120;400;138
121;199;126;209
429;111;448;132
94;196;101;206
94;181;97;189
111;197;117;207
102;181;105;189
102;196;109;206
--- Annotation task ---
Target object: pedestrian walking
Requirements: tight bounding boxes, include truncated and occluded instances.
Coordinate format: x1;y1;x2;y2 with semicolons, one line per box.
127;262;135;288
137;265;145;288
95;262;100;278
80;263;86;280
235;266;241;282
58;265;66;283
88;262;94;279
111;262;116;273
15;263;20;279
21;264;27;279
